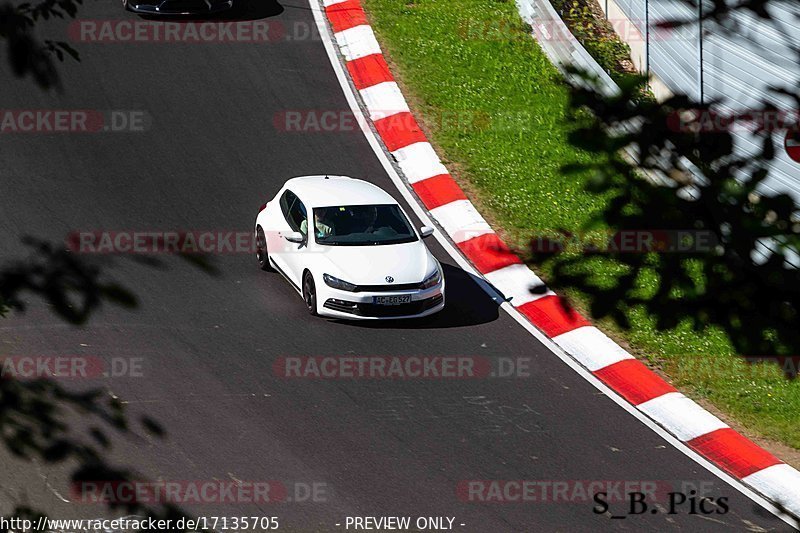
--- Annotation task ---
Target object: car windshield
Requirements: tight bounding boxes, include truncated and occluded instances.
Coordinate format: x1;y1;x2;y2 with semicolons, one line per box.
312;204;418;246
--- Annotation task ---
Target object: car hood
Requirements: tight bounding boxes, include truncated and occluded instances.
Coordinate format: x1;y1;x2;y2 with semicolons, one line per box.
318;240;436;285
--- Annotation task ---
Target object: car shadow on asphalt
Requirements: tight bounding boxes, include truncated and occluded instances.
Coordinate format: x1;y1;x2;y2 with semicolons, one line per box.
333;263;502;329
138;0;284;21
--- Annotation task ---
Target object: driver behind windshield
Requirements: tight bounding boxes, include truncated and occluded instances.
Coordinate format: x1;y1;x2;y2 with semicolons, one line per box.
301;207;334;238
312;204;416;245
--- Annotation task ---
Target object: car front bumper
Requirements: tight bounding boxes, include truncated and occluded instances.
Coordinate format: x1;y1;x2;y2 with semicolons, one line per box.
316;279;445;320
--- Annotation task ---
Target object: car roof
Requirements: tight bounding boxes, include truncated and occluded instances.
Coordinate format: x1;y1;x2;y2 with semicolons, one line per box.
283;175;399;208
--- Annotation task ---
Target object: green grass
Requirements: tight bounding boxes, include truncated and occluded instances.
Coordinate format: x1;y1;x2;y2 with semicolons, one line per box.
361;0;800;451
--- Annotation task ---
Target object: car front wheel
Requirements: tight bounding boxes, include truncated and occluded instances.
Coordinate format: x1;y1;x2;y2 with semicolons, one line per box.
255;227;273;271
303;272;318;316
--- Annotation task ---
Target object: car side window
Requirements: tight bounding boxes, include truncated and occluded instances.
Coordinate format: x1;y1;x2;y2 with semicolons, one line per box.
286;196;308;234
279;190;296;219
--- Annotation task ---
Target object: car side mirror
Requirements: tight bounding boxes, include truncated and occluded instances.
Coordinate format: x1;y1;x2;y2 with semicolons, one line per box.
285;231;305;244
420;226;435;238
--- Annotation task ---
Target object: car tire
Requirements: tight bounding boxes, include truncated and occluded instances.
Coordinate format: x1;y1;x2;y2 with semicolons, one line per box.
303;271;318;316
255;227;273;272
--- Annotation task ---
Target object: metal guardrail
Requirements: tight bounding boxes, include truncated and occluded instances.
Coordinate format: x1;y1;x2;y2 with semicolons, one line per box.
516;0;619;97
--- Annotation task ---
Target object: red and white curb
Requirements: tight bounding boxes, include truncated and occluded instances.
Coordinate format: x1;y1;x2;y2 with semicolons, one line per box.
319;0;800;519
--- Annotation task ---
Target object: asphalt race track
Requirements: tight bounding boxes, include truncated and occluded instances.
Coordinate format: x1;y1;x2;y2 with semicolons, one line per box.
0;0;795;531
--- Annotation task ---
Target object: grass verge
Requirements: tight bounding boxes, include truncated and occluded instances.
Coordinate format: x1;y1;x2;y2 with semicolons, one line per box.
361;0;800;453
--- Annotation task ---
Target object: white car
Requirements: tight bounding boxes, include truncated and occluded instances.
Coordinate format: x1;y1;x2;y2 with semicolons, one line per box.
254;176;445;319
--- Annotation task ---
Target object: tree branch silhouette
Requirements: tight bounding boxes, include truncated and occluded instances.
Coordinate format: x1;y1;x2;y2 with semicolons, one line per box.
1;0;85;90
531;1;800;376
0;237;208;527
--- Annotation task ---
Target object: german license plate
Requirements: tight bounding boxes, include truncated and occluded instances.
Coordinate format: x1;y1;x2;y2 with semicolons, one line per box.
372;295;412;305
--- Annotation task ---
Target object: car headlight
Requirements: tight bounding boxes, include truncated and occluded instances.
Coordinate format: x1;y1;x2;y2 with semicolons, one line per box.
323;273;357;292
420;267;442;289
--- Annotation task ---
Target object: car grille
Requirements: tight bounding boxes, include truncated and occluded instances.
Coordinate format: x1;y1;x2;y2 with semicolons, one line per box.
324;294;443;317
